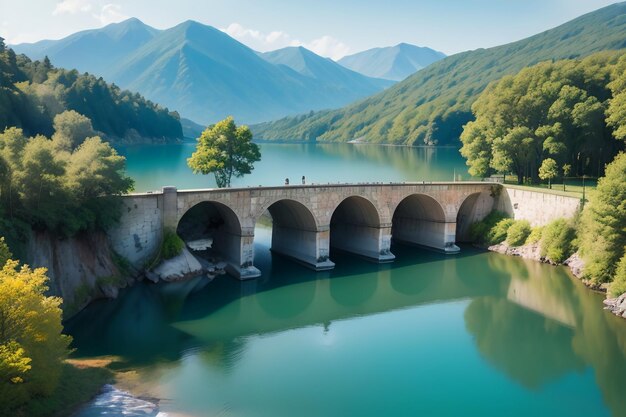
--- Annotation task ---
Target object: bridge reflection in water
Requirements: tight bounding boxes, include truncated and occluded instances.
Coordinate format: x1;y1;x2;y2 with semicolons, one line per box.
66;242;626;417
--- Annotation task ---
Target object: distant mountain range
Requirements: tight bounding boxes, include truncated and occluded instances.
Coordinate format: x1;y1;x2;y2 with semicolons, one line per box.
13;19;394;125
338;43;446;81
253;2;626;145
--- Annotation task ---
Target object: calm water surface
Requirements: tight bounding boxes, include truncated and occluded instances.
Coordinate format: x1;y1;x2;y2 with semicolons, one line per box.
69;144;626;416
118;143;469;191
69;228;626;417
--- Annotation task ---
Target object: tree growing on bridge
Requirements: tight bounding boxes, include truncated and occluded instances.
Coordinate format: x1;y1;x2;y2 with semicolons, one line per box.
187;117;261;188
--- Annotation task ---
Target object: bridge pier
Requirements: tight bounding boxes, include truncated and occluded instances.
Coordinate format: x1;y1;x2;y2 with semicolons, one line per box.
392;219;460;253
223;228;261;280
271;226;335;271
330;223;395;262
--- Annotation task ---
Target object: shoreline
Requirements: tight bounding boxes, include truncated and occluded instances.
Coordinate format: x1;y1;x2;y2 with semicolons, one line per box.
484;241;626;319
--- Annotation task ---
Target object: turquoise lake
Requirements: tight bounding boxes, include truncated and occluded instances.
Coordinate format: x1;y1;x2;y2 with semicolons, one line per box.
67;144;626;417
118;142;469;192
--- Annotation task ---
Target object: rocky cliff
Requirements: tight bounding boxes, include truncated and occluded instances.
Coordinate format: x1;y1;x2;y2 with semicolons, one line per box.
26;231;137;316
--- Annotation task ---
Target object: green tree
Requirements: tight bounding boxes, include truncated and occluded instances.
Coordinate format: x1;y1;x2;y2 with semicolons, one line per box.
580;152;626;284
606;55;626;141
52;110;96;151
0;123;133;236
188;117;261;188
538;158;558;189
460;52;624;184
562;163;571;191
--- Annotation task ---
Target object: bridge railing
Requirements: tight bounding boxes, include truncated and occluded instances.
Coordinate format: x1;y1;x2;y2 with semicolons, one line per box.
130;179;499;196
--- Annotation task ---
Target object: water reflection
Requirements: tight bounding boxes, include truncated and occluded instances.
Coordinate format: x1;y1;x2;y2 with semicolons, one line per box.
66;240;626;417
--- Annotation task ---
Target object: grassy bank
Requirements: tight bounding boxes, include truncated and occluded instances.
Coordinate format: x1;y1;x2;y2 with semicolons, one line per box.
16;360;114;417
503;177;597;198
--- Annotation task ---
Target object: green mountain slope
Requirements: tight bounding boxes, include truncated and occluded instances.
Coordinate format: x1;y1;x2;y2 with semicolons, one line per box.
14;20;394;125
253;2;626;145
338;43;446;81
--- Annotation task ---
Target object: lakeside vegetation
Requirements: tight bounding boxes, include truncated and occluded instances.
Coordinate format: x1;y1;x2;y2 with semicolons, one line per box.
470;153;626;295
461;51;625;183
0;238;113;417
0;38;182;143
0;119;134;256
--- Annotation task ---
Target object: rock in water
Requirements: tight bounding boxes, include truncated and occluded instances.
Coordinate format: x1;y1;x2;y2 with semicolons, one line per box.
153;247;204;281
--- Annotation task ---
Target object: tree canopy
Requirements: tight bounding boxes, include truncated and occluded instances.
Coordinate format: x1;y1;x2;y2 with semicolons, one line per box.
0;120;134;238
188;117;261;188
460;51;625;183
580;152;626;287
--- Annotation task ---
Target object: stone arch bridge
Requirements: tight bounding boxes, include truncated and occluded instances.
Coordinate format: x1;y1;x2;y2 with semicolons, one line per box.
108;182;496;279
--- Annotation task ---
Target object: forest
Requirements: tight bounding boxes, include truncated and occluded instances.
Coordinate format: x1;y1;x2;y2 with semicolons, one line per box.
0;37;182;143
460;50;626;183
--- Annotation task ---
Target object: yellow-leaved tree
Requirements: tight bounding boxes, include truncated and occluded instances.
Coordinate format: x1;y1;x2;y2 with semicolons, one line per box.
0;237;72;413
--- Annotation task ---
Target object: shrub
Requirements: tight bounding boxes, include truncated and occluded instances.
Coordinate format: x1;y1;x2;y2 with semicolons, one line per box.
506;220;532;246
609;255;626;297
487;218;515;245
540;218;577;263
469;211;509;244
162;231;184;260
525;226;543;244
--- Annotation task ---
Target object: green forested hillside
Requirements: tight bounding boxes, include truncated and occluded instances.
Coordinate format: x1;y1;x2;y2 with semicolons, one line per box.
460;50;625;182
253;2;626;145
0;38;182;143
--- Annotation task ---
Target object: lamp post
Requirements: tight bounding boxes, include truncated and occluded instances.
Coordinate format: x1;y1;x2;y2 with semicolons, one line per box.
582;174;585;208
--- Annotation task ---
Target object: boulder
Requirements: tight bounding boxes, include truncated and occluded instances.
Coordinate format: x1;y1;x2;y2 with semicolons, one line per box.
153;247;204;282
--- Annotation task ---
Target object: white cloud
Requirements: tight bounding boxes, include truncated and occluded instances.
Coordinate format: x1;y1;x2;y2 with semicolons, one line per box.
93;3;128;25
222;23;297;51
305;36;350;61
222;23;351;60
52;0;93;16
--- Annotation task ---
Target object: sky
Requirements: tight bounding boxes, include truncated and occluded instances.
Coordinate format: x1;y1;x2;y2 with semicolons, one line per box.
0;0;620;59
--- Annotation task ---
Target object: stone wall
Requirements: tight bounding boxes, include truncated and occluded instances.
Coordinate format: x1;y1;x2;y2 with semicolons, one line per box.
496;185;581;226
107;193;163;268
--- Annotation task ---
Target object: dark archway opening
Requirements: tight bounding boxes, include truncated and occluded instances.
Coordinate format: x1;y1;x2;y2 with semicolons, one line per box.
177;201;242;264
392;194;452;251
330;196;392;262
256;199;331;271
456;193;482;243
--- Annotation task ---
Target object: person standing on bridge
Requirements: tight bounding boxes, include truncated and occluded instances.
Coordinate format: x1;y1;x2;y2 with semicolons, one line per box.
285;178;289;185
302;176;306;185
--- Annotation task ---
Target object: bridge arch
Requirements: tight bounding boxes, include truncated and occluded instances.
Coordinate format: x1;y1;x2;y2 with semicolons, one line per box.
455;191;494;243
330;196;394;262
392;193;458;253
176;200;244;267
258;199;334;271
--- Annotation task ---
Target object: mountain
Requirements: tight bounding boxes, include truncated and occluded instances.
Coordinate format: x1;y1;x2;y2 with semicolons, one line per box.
338;43;446;81
260;46;393;90
13;20;393;125
253;2;626;145
14;18;159;77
